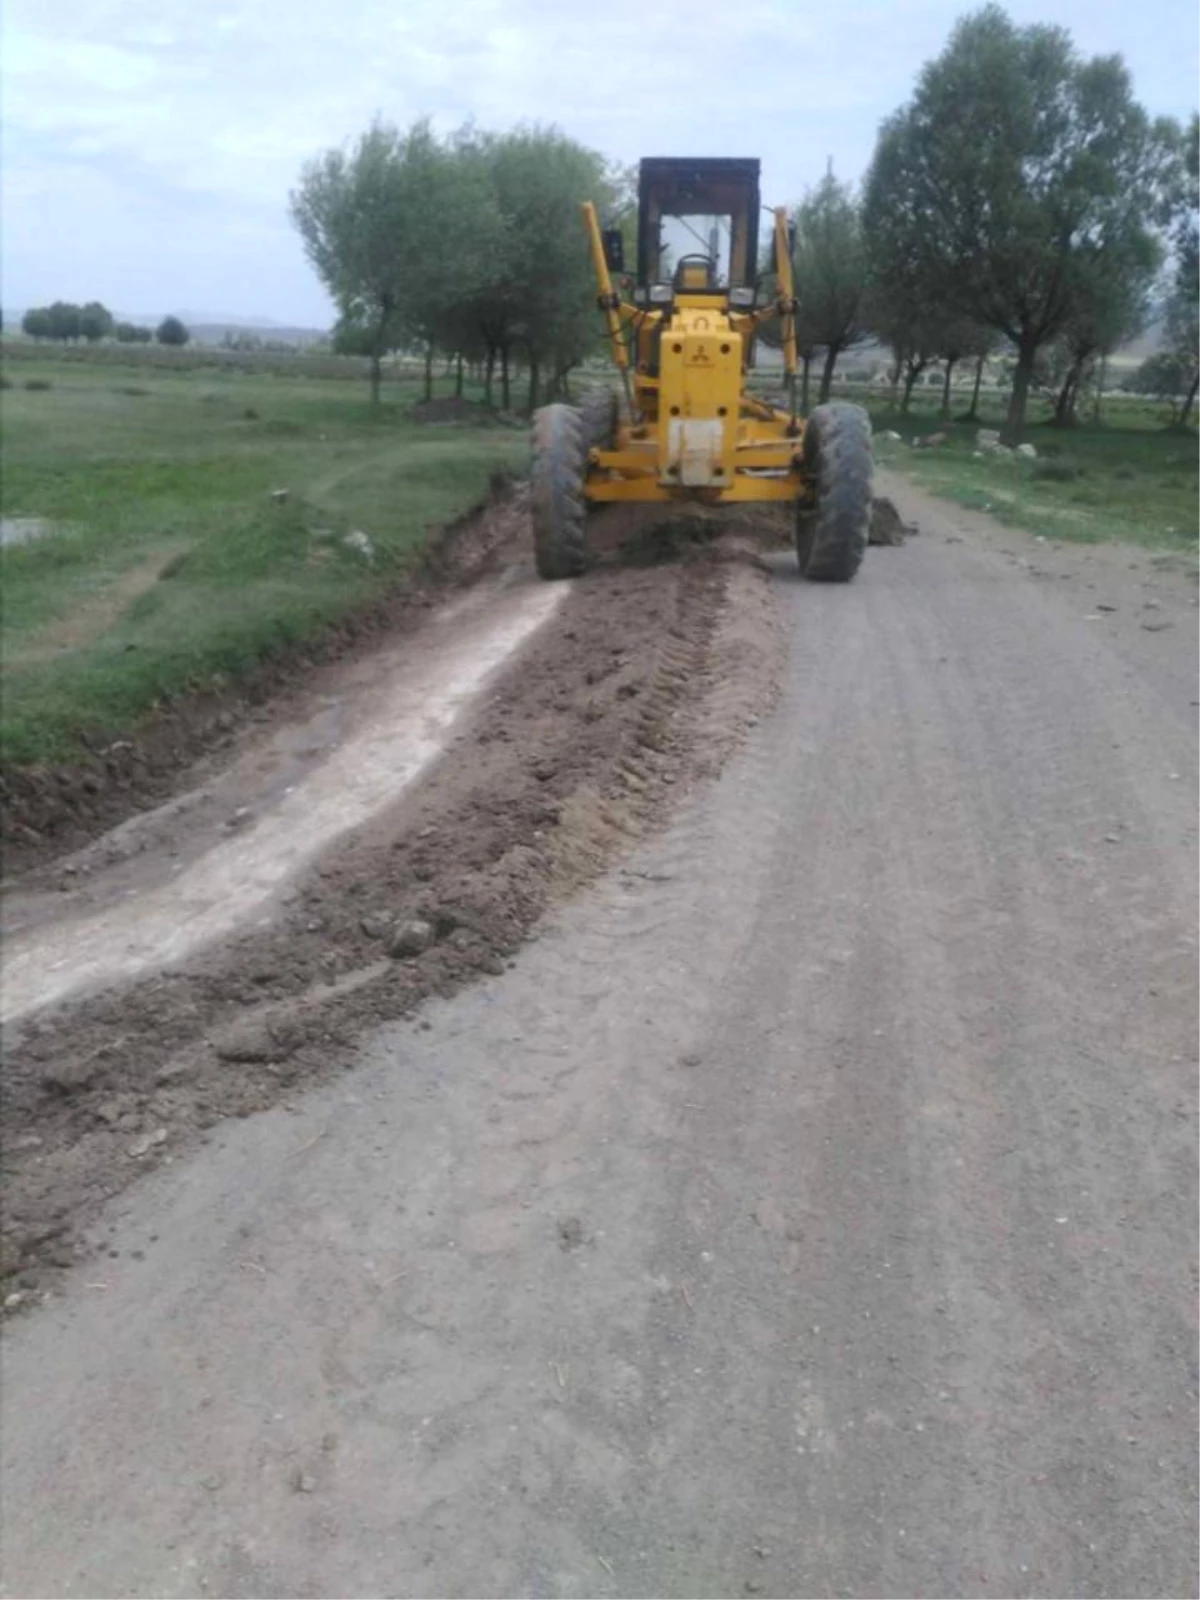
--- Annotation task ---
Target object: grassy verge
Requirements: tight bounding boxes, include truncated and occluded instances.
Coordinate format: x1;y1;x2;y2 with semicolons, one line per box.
850;389;1198;553
1;358;528;767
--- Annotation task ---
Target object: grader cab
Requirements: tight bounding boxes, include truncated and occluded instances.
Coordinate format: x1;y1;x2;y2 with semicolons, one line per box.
530;156;872;582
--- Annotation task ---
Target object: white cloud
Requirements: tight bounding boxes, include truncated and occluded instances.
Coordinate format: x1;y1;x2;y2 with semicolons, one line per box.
2;0;1196;321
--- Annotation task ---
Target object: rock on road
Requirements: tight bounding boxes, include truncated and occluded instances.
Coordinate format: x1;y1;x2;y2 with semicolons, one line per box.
2;476;1196;1599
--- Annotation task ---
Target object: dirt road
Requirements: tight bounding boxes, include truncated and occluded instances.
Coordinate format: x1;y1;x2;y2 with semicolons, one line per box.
1;476;1196;1598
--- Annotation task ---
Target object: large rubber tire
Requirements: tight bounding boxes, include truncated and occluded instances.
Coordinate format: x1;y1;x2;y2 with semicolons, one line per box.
531;403;588;580
578;387;619;451
795;402;872;582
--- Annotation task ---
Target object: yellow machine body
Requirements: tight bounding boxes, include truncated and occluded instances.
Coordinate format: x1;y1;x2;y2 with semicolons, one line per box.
581;158;810;509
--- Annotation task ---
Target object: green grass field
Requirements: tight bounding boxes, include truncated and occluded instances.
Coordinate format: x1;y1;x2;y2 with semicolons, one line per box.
849;388;1198;552
1;358;527;767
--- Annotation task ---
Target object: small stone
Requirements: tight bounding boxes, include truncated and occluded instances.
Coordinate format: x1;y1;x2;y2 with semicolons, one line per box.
557;1216;586;1251
13;1134;44;1150
271;488;289;503
1141;620;1173;632
201;1472;224;1492
387;918;436;959
1016;442;1037;459
360;912;392;940
128;1128;168;1158
4;1292;26;1310
40;1056;100;1094
292;1471;317;1494
213;1017;299;1063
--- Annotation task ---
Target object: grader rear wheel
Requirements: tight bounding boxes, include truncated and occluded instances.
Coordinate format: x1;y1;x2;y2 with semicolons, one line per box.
531;403;588;580
795;402;872;583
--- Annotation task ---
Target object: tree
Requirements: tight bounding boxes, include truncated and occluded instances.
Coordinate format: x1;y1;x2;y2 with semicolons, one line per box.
935;316;994;417
291;120;424;404
46;301;82;341
1177;114;1200;313
791;169;869;403
862;213;988;415
1158;288;1200;425
457;126;611;413
1162;113;1199;426
21;307;52;340
863;5;1176;442
959;330;1000;421
1047;236;1155;425
80;301;114;342
115;321;151;343
156;316;190;346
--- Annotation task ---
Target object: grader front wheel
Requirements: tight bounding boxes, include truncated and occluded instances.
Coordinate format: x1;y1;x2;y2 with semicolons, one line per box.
795;402;872;583
531;403;588;580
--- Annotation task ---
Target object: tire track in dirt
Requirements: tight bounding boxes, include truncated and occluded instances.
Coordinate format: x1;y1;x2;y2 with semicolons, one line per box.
0;513;784;1288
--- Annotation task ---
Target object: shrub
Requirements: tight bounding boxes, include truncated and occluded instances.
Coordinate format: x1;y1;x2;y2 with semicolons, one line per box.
23;378;53;392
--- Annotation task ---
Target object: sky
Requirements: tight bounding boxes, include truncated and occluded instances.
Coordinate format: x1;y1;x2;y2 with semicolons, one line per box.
3;0;1197;327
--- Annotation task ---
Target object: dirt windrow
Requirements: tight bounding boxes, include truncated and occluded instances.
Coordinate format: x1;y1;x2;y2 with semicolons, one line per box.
0;504;785;1289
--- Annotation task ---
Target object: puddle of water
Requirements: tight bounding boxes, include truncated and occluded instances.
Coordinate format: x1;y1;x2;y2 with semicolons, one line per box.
1;581;567;1023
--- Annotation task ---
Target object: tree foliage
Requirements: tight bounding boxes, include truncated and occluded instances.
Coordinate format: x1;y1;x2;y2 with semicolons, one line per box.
156;316;190;346
291;119;612;409
21;302;96;341
790;170;869;403
80;302;115;342
863;4;1176;440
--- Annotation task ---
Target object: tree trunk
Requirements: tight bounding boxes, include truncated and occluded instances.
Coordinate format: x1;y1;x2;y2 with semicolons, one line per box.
818;343;839;404
1053;361;1082;427
1092;353;1107;424
800;353;812;416
940;357;958;417
1178;374;1199;429
887;348;903;408
483;345;496;407
1002;338;1038;445
963;353;986;420
900;360;926;415
422;344;434;403
455;352;464;398
500;343;511;412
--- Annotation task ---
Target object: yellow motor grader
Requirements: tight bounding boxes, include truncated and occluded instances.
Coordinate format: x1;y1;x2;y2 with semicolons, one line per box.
530;156;873;582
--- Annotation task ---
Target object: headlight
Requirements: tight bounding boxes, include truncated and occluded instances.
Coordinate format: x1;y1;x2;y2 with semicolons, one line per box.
632;285;650;307
728;286;756;310
648;283;674;305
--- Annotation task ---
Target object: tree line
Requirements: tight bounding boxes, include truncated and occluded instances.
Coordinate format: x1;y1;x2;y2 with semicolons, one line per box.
767;6;1197;438
20;303;191;347
291;121;622;411
291;8;1196;440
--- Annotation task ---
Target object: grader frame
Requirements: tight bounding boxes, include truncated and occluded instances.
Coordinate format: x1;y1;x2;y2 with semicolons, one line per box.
530;156;873;582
